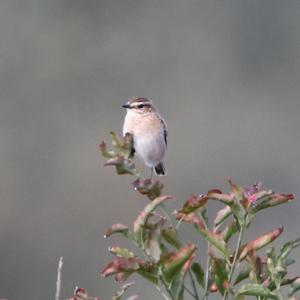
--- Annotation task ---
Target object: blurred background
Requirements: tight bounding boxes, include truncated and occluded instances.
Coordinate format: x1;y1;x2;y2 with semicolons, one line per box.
0;0;300;299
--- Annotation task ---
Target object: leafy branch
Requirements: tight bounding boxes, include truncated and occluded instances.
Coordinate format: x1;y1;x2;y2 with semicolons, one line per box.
67;132;299;300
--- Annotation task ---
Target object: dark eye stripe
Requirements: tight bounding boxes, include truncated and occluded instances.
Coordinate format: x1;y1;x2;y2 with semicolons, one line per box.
137;104;145;109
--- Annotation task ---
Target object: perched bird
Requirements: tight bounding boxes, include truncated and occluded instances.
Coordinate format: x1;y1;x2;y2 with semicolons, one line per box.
122;97;167;176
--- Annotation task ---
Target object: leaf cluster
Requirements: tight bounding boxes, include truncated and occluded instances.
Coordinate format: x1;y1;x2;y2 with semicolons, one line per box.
69;132;299;300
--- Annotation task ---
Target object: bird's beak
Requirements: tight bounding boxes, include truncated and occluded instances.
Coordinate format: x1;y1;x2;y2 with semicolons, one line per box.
122;104;131;109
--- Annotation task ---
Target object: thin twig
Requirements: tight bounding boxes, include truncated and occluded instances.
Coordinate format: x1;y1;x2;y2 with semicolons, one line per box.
223;221;245;300
184;285;197;298
155;284;170;300
188;269;200;300
275;285;284;300
55;257;63;300
199;211;211;300
175;215;184;231
160;276;176;300
201;255;211;300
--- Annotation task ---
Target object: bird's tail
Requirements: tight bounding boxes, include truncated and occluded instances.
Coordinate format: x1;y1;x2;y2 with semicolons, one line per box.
154;162;166;176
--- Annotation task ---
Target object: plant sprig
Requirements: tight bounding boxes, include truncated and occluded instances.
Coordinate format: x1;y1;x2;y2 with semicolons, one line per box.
68;132;299;300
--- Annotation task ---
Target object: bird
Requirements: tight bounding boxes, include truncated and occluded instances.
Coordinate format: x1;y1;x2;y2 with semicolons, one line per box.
122;97;167;176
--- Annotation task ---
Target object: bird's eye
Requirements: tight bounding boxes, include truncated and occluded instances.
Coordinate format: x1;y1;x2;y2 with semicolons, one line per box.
137;104;145;109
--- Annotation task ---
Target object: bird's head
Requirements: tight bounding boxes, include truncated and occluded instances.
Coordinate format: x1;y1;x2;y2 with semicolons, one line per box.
122;97;156;114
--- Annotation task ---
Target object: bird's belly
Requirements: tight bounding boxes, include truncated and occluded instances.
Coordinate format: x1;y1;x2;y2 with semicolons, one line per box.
134;135;165;167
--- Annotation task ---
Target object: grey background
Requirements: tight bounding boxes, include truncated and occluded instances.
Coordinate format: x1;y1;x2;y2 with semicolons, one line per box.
0;0;300;299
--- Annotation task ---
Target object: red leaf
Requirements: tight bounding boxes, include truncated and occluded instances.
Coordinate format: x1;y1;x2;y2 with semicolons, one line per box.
132;179;164;200
101;257;142;283
178;194;208;214
175;212;206;230
239;227;284;260
207;190;233;204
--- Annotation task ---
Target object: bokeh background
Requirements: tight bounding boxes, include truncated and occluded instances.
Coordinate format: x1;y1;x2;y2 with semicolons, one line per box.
0;0;300;299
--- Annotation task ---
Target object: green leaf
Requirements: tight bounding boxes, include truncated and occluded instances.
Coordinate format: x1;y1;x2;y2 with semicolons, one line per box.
137;269;158;285
266;247;277;266
110;131;123;147
133;195;173;247
104;156;139;176
162;227;181;249
289;278;300;297
279;238;300;263
285;257;296;267
138;261;160;285
199;207;208;226
265;240;300;290
191;262;205;288
104;223;129;238
99;141;113;159
162;243;197;282
235;283;277;299
214;206;232;227
211;258;228;295
101;132;141;176
234;296;245;300
162;243;196;300
167;271;185;300
177;210;229;259
122;132;135;158
160;242;168;254
222;220;238;242
201;229;230;261
109;246;135;258
234;266;250;285
110;132;134;159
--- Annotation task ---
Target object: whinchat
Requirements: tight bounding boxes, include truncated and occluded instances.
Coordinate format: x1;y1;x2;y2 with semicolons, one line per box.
122;97;167;176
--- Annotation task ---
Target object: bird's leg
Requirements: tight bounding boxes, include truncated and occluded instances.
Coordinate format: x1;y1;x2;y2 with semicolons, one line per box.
150;168;153;179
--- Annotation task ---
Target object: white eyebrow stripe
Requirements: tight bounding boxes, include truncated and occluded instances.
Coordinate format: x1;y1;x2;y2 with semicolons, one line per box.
128;97;151;105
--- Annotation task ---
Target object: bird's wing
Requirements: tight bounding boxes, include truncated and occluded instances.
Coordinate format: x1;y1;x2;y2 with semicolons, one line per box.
159;117;168;146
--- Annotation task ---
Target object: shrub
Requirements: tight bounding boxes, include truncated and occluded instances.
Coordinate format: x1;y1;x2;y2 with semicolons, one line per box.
69;132;300;300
